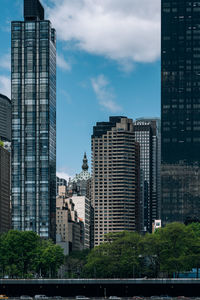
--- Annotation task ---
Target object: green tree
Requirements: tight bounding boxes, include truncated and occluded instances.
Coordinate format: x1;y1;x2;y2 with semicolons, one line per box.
157;223;195;277
187;222;200;238
0;230;64;278
0;234;8;277
139;233;162;278
83;231;142;278
38;240;64;278
186;222;200;277
1;230;40;277
65;249;89;278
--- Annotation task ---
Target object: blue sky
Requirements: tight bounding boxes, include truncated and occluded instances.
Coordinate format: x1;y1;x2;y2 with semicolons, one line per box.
0;0;161;180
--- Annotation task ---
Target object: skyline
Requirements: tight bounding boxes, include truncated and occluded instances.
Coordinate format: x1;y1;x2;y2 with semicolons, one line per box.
0;0;161;180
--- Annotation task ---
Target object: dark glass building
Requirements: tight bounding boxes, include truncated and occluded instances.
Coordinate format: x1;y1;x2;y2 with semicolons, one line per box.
11;0;56;239
0;145;11;233
161;0;200;224
133;118;161;232
0;94;11;142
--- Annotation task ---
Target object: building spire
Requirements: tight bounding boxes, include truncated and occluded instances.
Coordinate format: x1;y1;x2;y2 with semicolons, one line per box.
82;152;89;171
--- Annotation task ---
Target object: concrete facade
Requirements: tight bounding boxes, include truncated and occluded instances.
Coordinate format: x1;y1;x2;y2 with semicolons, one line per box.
71;195;91;249
56;187;83;254
92;116;140;246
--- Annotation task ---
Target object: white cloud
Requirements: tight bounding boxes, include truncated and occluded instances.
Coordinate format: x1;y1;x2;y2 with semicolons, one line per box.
0;53;11;71
0;75;10;98
57;171;73;182
47;0;160;66
91;74;121;112
57;53;71;71
60;89;72;104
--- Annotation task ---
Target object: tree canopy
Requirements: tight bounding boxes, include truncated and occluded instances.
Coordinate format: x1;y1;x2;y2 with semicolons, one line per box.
65;222;200;278
2;223;200;279
0;230;64;278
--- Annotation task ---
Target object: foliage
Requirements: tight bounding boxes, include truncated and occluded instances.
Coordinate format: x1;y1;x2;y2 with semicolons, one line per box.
83;231;142;278
65;223;200;279
2;223;200;279
138;232;161;277
38;240;64;278
156;223;195;277
0;230;64;278
65;249;90;278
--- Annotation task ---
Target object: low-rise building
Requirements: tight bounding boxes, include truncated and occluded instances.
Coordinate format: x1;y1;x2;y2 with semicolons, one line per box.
71;195;91;249
69;153;94;249
152;219;161;233
56;176;67;196
56;186;83;254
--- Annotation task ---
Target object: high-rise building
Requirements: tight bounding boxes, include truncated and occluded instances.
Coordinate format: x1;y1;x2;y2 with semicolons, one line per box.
161;0;200;224
0;94;11;142
0;144;11;233
91;116;140;246
11;0;56;239
133;118;161;232
0;95;11;234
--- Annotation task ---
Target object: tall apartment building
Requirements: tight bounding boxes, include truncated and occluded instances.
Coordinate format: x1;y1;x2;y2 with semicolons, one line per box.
91;116;140;246
11;0;56;239
133;119;161;232
0;94;11;142
161;0;200;224
0;145;11;233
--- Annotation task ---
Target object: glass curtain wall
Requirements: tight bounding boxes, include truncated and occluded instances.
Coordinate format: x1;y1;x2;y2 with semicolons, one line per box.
11;18;56;240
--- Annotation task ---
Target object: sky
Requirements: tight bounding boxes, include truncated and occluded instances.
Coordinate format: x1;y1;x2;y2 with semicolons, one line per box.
0;0;161;181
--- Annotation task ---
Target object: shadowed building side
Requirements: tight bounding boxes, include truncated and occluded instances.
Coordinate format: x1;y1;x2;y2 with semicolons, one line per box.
0;94;11;142
133;118;161;233
0;145;11;233
161;0;200;225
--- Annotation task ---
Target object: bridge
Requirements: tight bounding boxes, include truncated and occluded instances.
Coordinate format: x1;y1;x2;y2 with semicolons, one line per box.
1;279;200;297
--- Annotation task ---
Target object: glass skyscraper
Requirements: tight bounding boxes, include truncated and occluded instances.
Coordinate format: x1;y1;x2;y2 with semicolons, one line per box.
11;0;56;239
0;94;11;143
133;119;161;232
161;0;200;225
